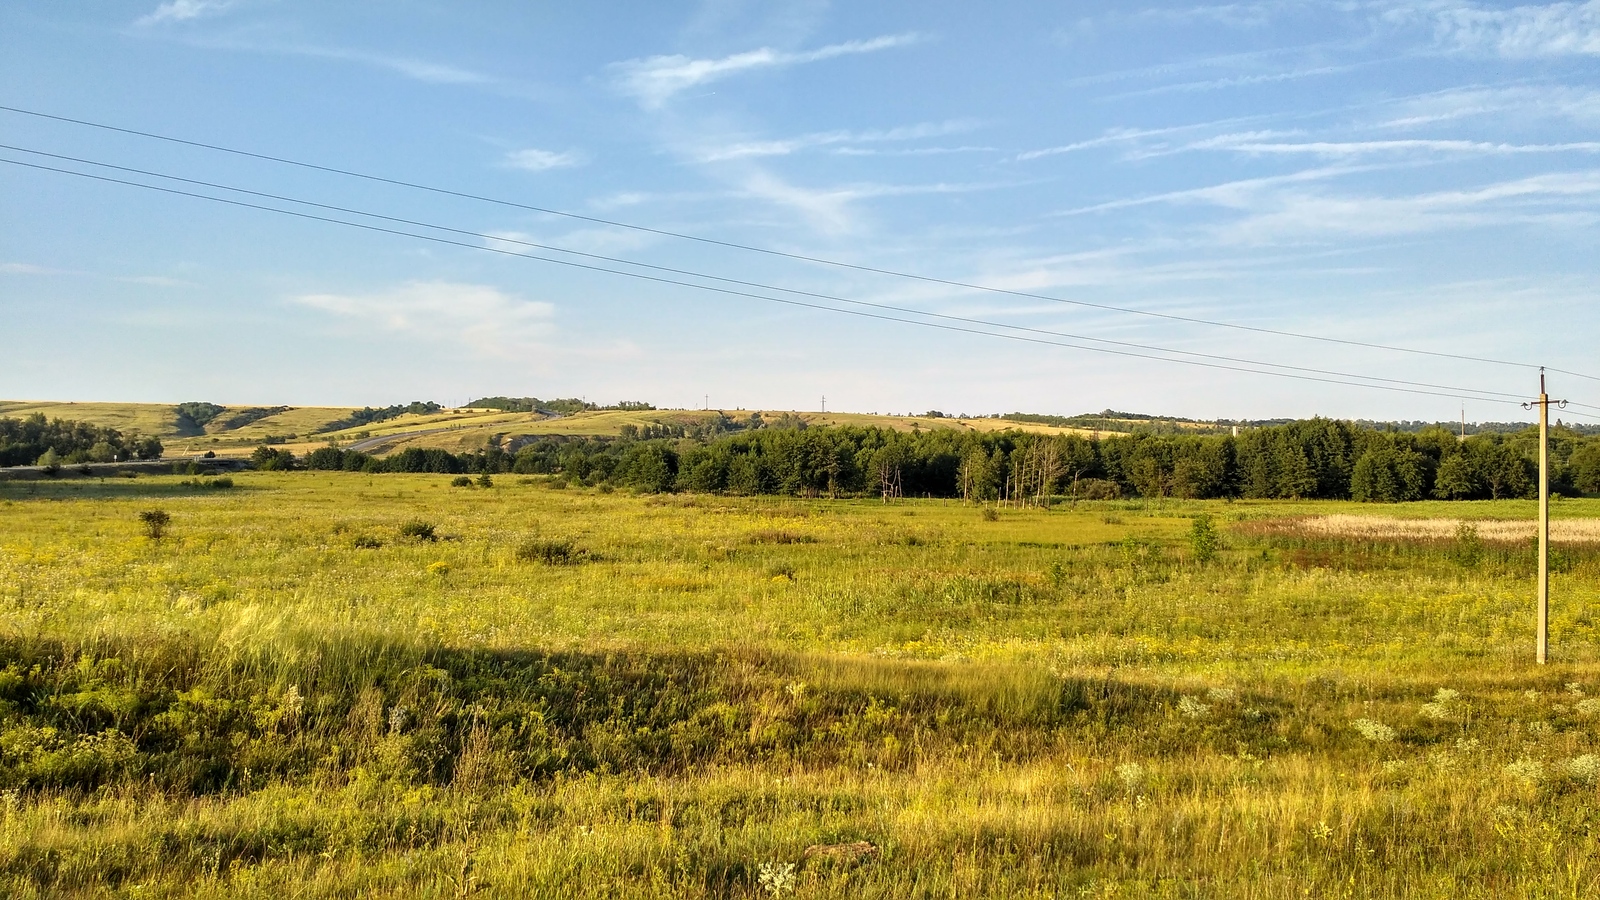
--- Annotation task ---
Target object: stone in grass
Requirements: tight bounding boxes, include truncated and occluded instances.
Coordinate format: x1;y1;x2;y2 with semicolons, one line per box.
803;841;879;866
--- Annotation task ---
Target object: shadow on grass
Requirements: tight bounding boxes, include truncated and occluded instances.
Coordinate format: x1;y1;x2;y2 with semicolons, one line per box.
0;480;260;501
0;634;1216;797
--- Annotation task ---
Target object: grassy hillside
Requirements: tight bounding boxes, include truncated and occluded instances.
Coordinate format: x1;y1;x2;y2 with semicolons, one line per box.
3;401;1086;459
1;475;1598;896
0;400;184;437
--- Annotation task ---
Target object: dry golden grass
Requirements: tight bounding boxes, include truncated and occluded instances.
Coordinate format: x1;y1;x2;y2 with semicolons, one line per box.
1256;513;1600;545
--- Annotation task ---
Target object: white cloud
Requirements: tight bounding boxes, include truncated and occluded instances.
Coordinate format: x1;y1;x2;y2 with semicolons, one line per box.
610;33;923;108
1427;0;1600;57
294;282;556;357
137;0;235;26
1018;123;1244;161
692;119;979;162
735;171;1014;234
1055;165;1369;215
115;275;194;287
1376;84;1600;127
483;228;658;257
1213;170;1600;242
293;46;491;84
0;262;62;275
1103;62;1369;99
1191;133;1600;156
502;148;583;171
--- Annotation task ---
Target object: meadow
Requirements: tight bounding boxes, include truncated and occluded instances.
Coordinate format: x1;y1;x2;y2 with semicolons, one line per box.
2;472;1599;897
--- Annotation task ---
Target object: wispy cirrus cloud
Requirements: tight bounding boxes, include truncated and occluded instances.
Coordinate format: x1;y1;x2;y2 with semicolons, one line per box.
1212;170;1600;243
692;119;980;162
294;282;556;356
1016;118;1275;161
136;0;237;27
0;262;64;275
1055;165;1372;216
610;33;924;108
735;170;1018;234
1376;84;1600;127
2;261;194;285
130;27;495;85
502;148;583;171
274;44;491;84
1056;163;1600;242
1422;0;1600;57
1188;132;1600;156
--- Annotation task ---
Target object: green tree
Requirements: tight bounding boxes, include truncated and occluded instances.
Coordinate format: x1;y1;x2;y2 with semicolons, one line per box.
1433;452;1479;499
1568;440;1600;495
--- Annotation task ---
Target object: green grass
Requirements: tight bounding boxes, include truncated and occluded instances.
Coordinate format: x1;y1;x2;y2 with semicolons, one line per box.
1;476;1599;897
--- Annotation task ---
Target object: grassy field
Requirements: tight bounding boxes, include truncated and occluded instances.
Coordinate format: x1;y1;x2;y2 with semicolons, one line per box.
2;474;1599;897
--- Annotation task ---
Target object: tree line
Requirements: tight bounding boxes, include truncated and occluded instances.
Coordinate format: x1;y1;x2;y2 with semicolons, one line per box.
0;415;164;467
264;417;1600;501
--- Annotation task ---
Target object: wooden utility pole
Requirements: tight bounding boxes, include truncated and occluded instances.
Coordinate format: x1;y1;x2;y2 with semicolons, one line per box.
1524;369;1567;664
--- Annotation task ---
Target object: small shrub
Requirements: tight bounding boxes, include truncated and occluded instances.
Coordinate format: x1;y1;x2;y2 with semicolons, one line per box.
399;520;437;542
139;509;171;540
981;507;999;522
451;476;473;488
352;535;383;549
1075;478;1121;501
1453;521;1484;568
1189;514;1219;564
747;530;817;545
476;473;493;488
515;539;580;565
209;476;234;489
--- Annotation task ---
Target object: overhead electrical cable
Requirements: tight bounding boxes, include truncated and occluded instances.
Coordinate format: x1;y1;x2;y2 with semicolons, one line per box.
0;142;1542;406
13;157;1597;418
4;102;1594;385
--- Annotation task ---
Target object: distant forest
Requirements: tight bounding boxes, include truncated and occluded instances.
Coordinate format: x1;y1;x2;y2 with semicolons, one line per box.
1001;409;1600;437
466;397;656;414
283;416;1600;502
0;415;163;467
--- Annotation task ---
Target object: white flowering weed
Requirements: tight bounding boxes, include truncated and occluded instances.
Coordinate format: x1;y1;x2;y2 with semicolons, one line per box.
1352;718;1397;743
1504;758;1545;786
1565;755;1600;786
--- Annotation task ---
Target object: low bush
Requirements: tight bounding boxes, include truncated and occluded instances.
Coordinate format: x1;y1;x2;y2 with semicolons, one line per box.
139;510;171;540
746;529;817;545
398;520;437;542
450;476;473;488
515;538;581;564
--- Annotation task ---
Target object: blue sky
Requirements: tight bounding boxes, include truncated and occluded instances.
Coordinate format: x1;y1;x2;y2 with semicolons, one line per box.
2;1;1598;422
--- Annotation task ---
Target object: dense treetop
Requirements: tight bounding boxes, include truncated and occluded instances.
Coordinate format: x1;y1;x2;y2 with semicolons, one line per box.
285;416;1600;502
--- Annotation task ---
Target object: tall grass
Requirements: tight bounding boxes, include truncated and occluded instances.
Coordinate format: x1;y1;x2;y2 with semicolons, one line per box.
0;475;1598;896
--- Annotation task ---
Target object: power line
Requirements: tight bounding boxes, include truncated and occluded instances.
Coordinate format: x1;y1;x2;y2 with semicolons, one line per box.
0;142;1541;405
5;102;1595;384
14;153;1594;419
